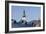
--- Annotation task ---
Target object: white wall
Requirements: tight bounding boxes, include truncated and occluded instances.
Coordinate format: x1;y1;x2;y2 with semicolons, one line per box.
0;0;46;34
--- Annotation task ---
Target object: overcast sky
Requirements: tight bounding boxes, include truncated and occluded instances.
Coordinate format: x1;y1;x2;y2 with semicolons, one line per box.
11;6;41;22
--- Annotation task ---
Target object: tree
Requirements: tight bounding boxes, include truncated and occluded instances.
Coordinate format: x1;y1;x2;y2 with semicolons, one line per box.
14;20;17;24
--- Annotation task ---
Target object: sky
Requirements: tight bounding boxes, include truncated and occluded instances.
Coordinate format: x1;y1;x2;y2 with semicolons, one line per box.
11;6;41;22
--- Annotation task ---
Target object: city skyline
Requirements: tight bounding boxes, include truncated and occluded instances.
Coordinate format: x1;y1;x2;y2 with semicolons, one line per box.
11;6;41;22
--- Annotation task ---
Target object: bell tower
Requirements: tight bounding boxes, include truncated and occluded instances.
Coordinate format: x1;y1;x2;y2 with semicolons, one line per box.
22;10;27;24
